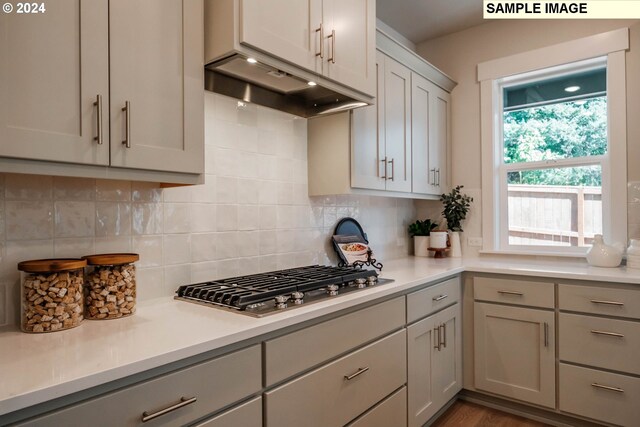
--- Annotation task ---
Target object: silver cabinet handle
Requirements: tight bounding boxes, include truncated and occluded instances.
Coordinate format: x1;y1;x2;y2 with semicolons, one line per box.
344;366;369;380
434;326;440;351
433;294;448;302
430;168;436;185
122;101;131;148
387;158;394;181
380;156;387;179
591;383;624;393
590;330;625;338
497;290;524;296
327;29;336;64
315;23;324;58
141;396;197;422
590;299;624;307
93;94;103;145
544;322;549;347
436;168;440;186
441;323;447;348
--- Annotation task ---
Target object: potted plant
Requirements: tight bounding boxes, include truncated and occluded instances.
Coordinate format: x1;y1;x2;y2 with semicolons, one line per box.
408;219;438;257
440;185;473;257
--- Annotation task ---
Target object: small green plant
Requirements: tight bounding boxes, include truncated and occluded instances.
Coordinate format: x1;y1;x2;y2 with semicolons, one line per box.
408;219;439;237
441;185;473;232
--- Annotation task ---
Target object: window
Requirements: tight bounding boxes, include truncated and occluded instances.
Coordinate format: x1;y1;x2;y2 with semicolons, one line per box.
478;29;628;256
500;61;606;248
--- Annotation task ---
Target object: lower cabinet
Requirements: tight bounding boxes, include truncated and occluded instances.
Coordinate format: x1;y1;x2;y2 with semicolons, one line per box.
264;330;407;427
193;396;262;427
347;387;407;427
407;303;462;427
474;302;555;408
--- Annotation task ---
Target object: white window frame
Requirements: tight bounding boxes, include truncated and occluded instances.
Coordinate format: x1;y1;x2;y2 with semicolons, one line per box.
479;28;628;256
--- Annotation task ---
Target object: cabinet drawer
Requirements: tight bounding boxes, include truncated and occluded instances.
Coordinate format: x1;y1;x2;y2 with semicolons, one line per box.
18;345;261;427
193;397;261;427
560;363;640;427
407;277;460;323
265;330;407;427
559;283;640;320
264;297;405;386
559;313;640;375
347;387;407;427
474;277;554;308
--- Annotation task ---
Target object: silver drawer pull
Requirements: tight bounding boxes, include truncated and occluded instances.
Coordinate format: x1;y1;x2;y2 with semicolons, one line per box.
544;322;549;347
590;299;624;307
433;294;448;302
434;327;440;350
497;290;524;296
344;366;369;381
141;396;197;422
122;101;131;148
93;94;103;145
590;330;625;338
591;383;624;393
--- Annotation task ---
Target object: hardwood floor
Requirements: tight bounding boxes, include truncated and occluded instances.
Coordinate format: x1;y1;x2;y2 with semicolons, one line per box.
431;400;551;427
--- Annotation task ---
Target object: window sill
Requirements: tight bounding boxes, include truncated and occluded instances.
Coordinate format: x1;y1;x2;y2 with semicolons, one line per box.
479;249;587;259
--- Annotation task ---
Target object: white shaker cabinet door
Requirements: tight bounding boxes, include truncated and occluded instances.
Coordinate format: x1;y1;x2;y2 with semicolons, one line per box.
0;0;109;165
322;0;375;96
432;303;462;408
407;315;438;427
429;85;450;194
351;50;385;190
240;0;322;74
382;56;411;193
109;0;204;174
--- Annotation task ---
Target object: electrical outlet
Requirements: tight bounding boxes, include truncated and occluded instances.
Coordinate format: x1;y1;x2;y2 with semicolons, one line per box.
468;237;483;247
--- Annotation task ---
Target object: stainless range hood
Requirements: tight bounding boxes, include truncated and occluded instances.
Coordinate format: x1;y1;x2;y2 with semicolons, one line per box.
205;55;369;118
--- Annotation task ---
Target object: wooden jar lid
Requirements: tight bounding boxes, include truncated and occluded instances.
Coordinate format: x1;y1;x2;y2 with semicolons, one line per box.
18;258;87;273
82;253;140;266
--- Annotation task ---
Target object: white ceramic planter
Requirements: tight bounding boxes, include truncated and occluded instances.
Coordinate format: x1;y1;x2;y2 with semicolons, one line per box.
414;236;430;257
586;234;623;267
449;231;462;257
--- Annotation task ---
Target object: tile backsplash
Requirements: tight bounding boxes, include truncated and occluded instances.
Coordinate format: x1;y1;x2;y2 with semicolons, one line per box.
0;93;416;328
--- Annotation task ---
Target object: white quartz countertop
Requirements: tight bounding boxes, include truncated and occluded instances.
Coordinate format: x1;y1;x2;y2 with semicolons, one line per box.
1;256;639;416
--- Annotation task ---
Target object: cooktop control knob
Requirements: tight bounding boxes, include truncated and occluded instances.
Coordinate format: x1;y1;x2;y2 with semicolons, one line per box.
291;291;304;305
327;284;339;296
367;276;378;286
275;295;290;310
354;278;367;289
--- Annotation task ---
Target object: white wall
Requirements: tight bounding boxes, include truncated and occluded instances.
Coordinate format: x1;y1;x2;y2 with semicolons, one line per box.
415;19;640;254
0;92;415;328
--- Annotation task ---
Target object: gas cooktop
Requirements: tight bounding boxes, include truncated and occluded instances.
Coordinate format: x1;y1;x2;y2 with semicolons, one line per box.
174;265;393;317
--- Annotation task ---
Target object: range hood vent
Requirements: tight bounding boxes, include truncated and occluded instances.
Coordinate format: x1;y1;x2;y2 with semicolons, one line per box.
205;55;368;118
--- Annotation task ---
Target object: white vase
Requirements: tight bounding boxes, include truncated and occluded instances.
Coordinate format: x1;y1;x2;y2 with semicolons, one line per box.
586;234;623;268
430;231;448;249
449;231;462;257
414;236;430;257
626;239;640;269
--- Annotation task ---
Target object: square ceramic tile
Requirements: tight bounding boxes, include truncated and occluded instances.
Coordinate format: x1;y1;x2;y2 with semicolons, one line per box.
95;202;131;237
216;176;237;204
310;207;324;228
276;229;295;253
94;236;132;254
259;254;278;272
53;177;95;201
217;205;238;231
238;205;260;231
54;201;95;238
237;153;260;179
132;235;163;267
213;94;239;123
258;181;278;205
258;155;278;181
190;233;217;262
239;257;261;276
0;283;6;326
215;148;239;177
163;264;191;296
237;231;260;257
96;180;131;202
259;230;277;255
276;158;294;182
5;201;53;240
132;203;163;235
237;123;259;152
216;259;239;278
323;206;337;228
163;234;191;265
237;101;258;127
53;237;95;258
276;253;297;270
190;203;217;233
276;132;295;158
190;261;218;283
210;118;238;149
237;179;260;204
292;183;309;205
131;181;163;203
276;205;294;229
628;181;640;203
136;267;165;301
163;203;191;234
4;174;52;200
163;185;192;203
258;129;278;155
191;178;217;204
215;232;239;260
259;205;277;230
293;160;308;184
2;239;53;278
277;182;293;205
204;145;216;173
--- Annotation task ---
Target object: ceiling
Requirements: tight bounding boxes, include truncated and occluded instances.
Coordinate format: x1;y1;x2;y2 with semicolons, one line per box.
376;0;484;44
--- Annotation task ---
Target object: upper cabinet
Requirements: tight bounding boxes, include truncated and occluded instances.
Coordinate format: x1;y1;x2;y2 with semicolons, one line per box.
308;29;455;199
0;0;204;184
205;0;376;98
0;0;110;166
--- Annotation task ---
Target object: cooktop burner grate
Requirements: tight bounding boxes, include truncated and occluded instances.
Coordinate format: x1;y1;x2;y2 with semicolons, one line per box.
175;265;385;316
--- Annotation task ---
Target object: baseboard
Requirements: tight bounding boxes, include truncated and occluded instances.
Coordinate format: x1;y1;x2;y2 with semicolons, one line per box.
424;396;459;427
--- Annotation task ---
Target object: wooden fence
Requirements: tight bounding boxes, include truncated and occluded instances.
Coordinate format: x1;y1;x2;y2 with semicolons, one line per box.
508;184;602;247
